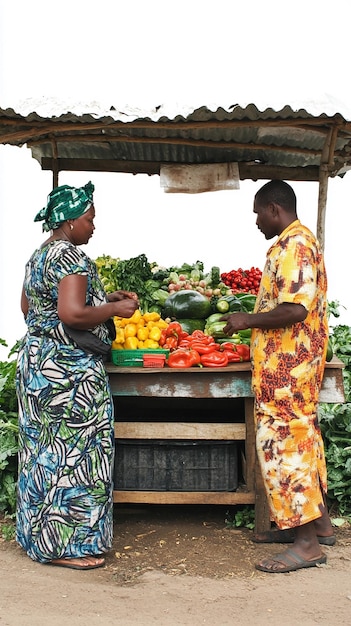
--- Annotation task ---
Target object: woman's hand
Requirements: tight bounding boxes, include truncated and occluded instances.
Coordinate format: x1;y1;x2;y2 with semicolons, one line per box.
112;297;139;319
107;290;139;304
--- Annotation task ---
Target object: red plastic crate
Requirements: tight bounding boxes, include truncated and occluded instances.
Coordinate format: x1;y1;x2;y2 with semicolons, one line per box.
143;353;167;368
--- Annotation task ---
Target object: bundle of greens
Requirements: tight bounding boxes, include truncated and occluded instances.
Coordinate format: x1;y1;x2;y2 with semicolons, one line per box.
94;255;120;293
114;254;154;313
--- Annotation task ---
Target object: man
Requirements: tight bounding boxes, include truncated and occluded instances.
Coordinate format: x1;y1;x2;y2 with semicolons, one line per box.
223;179;334;573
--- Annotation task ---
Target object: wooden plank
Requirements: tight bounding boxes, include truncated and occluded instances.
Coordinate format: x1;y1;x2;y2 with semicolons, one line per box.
114;422;246;440
106;359;345;403
113;491;255;505
108;366;253;399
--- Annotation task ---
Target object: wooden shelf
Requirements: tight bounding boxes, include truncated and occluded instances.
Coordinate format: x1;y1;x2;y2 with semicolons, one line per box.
114;422;246;440
113;491;255;505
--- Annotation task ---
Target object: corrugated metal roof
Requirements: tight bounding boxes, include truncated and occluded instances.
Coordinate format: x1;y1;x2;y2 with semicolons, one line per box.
1;97;351;182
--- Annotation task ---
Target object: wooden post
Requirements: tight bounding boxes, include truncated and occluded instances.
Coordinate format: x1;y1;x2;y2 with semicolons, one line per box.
50;135;59;189
317;164;328;250
317;125;339;250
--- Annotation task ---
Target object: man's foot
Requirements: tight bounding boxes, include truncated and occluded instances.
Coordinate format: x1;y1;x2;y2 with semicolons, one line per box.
48;556;105;570
255;548;327;573
252;528;336;545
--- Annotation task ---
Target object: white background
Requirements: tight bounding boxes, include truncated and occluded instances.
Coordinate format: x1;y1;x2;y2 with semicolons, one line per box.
1;0;351;357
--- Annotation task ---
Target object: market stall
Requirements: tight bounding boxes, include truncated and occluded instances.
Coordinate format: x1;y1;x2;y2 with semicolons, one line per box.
1;98;349;531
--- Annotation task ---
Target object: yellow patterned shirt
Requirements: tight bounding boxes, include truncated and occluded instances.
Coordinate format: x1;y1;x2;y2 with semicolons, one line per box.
250;219;329;528
251;219;328;405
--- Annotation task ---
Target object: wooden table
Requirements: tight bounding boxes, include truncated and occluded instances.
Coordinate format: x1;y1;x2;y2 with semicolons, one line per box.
106;357;345;532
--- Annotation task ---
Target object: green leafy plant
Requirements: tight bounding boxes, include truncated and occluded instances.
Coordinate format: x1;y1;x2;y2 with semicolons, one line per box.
319;323;351;517
0;512;16;540
225;506;255;529
0;340;19;515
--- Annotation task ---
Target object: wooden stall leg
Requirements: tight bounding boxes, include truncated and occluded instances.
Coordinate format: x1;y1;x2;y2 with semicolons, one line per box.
254;459;271;533
244;397;270;533
244;398;255;492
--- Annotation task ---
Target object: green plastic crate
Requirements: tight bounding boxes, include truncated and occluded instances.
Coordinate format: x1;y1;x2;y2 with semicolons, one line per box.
111;348;169;367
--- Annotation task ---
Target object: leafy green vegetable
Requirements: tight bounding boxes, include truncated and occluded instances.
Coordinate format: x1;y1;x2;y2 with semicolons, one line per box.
94;255;120;292
150;288;170;307
168;260;204;276
114;254;153;313
210;266;220;287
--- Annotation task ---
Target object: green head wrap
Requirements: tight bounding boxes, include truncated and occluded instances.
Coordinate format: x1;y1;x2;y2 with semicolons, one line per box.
34;181;95;232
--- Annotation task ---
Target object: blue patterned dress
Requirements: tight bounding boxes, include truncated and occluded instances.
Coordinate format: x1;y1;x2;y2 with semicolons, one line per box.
16;240;114;563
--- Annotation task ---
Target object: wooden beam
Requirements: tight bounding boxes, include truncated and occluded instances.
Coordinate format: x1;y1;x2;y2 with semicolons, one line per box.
41;158;160;175
114;421;246;440
40;157;321;181
113;491;255;505
30;132;324;157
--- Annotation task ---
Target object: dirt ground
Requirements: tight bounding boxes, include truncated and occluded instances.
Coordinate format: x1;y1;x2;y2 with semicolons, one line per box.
1;504;351;626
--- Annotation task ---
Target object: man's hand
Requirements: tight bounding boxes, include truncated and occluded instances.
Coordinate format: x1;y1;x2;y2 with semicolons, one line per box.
221;312;252;336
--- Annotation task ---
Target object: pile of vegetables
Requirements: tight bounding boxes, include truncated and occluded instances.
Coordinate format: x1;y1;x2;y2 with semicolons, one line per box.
112;310;169;350
160;325;251;369
221;267;262;295
94;254;262;316
110;286;256;367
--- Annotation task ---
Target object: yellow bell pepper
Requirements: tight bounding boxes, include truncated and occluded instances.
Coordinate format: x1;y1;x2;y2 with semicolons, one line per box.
143;339;159;349
155;319;168;329
113;327;125;344
128;309;142;324
124;336;139;350
149;326;162;342
112;342;123;350
137;340;145;349
124;323;137;338
137;326;149;341
143;312;160;323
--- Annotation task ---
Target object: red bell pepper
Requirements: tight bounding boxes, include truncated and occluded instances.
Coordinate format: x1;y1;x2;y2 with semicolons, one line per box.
163;335;178;351
166;321;182;337
200;351;229;368
159;329;168;347
235;344;251;361
178;338;192;348
220;342;237;352
190;341;220;355
167;348;201;368
190;330;208;341
223;349;242;363
189;330;215;345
